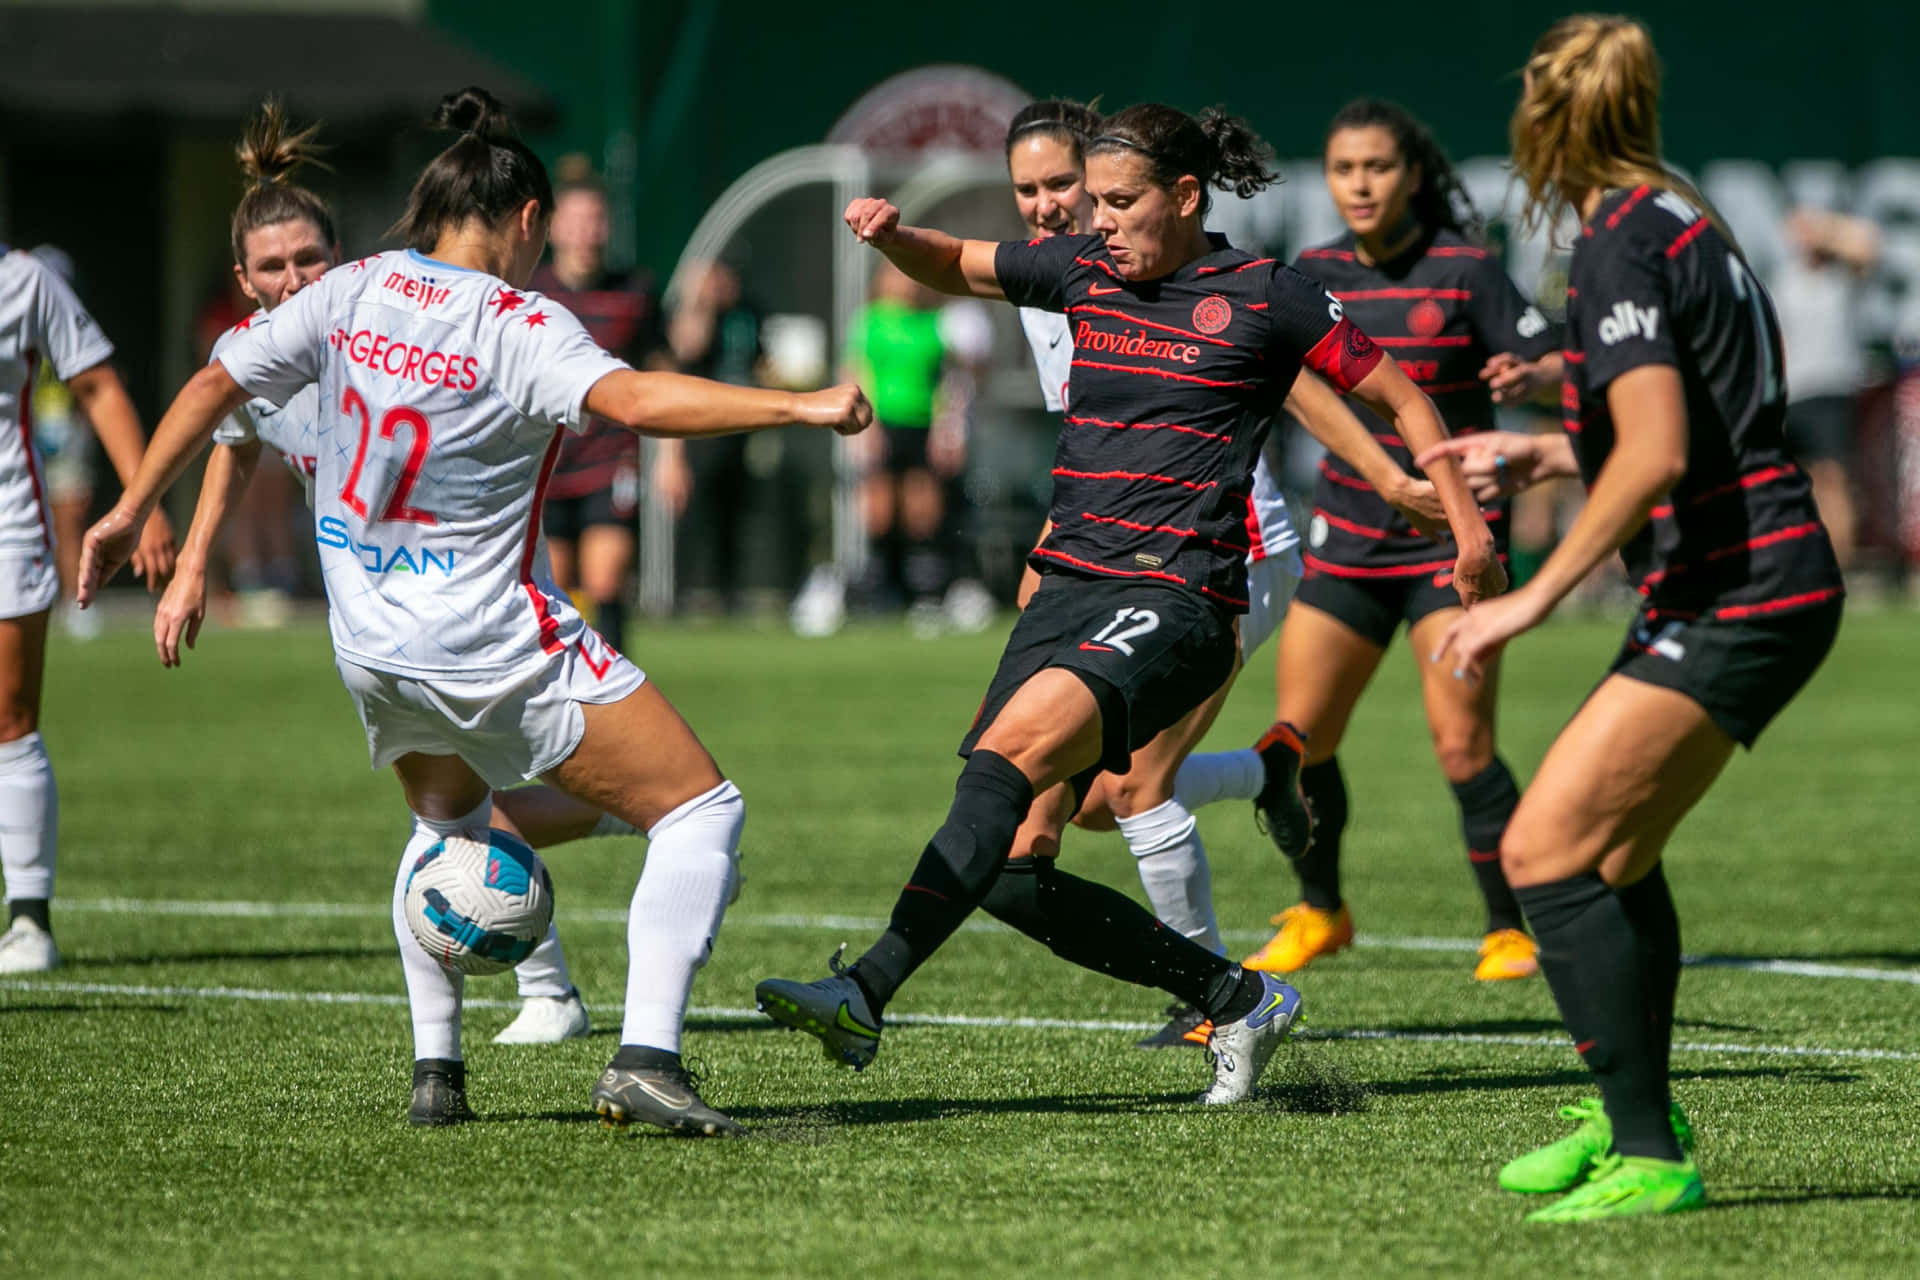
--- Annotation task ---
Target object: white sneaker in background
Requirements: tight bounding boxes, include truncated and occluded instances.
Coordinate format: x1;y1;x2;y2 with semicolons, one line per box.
61;600;102;642
492;988;591;1044
790;564;846;638
942;578;995;634
0;916;60;974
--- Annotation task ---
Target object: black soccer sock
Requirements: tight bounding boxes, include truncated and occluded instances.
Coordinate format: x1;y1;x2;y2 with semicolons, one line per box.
850;750;1034;1012
610;1043;682;1071
7;897;50;933
594;597;628;655
412;1057;465;1085
1293;758;1348;911
1514;873;1680;1161
1450;757;1526;934
1615;863;1682;1084
979;858;1263;1023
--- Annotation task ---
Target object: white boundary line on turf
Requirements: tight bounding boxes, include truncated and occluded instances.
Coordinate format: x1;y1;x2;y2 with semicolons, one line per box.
4;977;1918;1063
56;897;1920;986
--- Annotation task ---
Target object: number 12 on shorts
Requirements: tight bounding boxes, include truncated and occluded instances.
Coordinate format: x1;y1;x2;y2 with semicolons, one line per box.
1082;606;1160;656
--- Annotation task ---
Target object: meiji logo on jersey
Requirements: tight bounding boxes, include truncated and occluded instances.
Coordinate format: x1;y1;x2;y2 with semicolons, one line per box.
1516;306;1549;339
1597;301;1660;346
382;271;451;311
316;516;457;577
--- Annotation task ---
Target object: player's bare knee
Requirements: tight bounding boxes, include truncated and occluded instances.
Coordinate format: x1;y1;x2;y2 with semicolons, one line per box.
1432;734;1494;785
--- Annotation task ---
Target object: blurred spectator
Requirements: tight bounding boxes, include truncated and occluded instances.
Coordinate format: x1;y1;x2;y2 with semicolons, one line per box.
660;258;792;617
529;168;670;653
1774;207;1879;573
845;261;960;629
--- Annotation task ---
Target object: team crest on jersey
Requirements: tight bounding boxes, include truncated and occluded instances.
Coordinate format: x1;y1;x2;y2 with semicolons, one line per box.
1192;295;1231;335
1407;299;1446;338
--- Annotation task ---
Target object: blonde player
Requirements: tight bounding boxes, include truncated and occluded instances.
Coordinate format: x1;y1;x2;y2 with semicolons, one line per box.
0;245;174;974
82;87;871;1135
154;99;643;1046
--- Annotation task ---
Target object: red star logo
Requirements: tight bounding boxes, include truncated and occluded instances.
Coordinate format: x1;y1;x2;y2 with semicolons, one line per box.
349;258;371;273
231;314;254;333
523;310;547;328
491;287;524;316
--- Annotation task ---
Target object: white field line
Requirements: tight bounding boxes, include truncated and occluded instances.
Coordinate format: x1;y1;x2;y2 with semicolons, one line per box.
58;897;1920;986
3;976;1917;1063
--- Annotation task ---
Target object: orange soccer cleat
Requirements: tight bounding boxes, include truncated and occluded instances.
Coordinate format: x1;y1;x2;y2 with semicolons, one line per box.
1243;903;1354;973
1473;928;1540;981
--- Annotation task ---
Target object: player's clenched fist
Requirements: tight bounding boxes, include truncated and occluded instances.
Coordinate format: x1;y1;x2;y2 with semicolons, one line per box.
844;198;902;246
798;383;874;436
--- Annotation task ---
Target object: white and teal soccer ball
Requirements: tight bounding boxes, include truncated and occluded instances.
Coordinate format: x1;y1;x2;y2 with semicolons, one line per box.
403;829;554;975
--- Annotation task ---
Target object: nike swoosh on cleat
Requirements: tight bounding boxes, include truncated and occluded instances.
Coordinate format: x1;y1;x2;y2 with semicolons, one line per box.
636;1080;694;1110
1249;988;1293;1027
835;1003;879;1040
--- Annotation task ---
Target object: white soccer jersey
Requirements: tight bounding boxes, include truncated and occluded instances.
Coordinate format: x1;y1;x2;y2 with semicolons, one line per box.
1018;299;1298;565
211;310;323;503
215;249;630;681
0;248;115;553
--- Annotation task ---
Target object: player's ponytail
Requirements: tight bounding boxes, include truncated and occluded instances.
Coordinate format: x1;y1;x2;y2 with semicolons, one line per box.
1004;99;1103;164
1088;103;1277;217
390;86;554;252
229;97;336;265
1326;98;1479;240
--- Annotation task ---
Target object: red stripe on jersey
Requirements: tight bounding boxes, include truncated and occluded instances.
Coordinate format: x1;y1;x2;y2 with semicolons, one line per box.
1649;464;1800;519
1246;302;1269;311
520;429;568;655
1666;220;1712;258
1305;552;1460;580
1336;288;1473;301
1243;495;1266;560
1069;358;1255;389
1314;508;1392;539
1563;349;1587;363
1069;304;1233;345
1317;460;1375;491
16;354;51;552
1298;248;1356;261
1638;522;1827;588
1195;258;1275;275
1078;510;1249;553
1031;545;1188;586
1373;335;1472;348
1065;414;1229;442
1373;433;1407;449
1203;585;1251;607
1713;586;1843;620
1606;184;1653;228
1563;417;1584;434
1425;246;1489;258
1053;466;1218;492
1302;318;1384;393
1073;255;1123;279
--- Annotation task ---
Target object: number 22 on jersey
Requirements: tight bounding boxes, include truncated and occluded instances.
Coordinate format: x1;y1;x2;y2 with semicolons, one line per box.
338;388;436;525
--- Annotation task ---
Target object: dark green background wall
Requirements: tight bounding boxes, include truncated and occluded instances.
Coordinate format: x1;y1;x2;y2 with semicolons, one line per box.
431;1;1920;271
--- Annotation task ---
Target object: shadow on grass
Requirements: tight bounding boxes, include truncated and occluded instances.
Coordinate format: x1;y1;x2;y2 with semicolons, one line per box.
65;946;395;968
1689;951;1920;968
1705;1183;1920;1208
0;1001;184;1015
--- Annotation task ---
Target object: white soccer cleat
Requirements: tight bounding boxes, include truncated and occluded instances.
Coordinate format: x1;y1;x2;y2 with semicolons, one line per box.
493;988;591;1044
0;917;60;974
1201;972;1302;1104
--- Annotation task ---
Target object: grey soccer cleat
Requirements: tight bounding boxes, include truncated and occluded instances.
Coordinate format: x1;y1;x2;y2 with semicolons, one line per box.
754;946;883;1071
408;1060;475;1127
591;1060;741;1137
1201;972;1304;1104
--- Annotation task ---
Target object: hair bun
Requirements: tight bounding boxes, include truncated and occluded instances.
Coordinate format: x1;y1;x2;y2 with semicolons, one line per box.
434;86;509;140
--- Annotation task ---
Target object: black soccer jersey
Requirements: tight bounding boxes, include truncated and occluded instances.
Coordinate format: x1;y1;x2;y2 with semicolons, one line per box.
1294;229;1561;579
1568;184;1843;621
995;232;1382;609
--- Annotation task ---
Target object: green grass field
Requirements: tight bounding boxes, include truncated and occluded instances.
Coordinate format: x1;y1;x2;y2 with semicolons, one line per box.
4;605;1916;1277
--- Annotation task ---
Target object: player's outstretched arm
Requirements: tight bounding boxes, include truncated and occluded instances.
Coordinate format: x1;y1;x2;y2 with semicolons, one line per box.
1416;429;1580;503
67;361;177;590
586;371;873;440
78;363;252;606
844;198;1005;300
1284;372;1446;538
155;439;263;668
1428;365;1688;679
1344;358;1505;605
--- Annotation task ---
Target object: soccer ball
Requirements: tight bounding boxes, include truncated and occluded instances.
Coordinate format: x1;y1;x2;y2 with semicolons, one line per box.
403;829;554;975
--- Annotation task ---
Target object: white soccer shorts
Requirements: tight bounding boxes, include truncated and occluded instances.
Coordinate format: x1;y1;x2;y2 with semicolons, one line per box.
0;551;60;621
1239;548;1302;659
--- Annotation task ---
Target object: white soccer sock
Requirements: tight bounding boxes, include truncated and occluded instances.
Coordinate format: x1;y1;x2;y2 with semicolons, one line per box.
0;733;56;903
1117;798;1225;956
1174;747;1264;812
391;799;490;1062
591;812;639;838
512;923;574;999
621;780;744;1053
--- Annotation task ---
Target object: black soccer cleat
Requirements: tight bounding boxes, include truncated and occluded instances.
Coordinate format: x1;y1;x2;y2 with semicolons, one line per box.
592;1060;742;1137
1253;721;1314;861
408;1059;475;1127
1136;1002;1211;1049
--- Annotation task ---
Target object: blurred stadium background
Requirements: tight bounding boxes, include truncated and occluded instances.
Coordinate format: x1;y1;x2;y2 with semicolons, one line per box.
7;0;1920;622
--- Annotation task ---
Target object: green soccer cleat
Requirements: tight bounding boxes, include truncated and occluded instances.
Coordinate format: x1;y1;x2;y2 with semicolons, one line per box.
1524;1154;1706;1222
1498;1096;1694;1193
